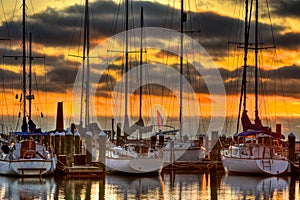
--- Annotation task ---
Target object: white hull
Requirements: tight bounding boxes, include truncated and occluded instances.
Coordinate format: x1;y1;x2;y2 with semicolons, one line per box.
163;147;205;163
0;158;56;176
106;157;163;174
221;156;288;175
163;141;206;166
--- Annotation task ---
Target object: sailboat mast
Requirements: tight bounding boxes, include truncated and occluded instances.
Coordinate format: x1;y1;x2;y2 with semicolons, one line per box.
79;0;90;130
124;0;129;130
243;0;250;111
22;0;26;122
29;33;32;121
179;0;185;140
255;0;258;114
85;0;90;130
236;0;250;132
139;7;144;121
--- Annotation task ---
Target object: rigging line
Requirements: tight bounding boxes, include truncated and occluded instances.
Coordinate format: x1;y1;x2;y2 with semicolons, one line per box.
111;0;121;36
130;0;135;30
0;65;12;132
0;0;9;37
163;0;171;29
186;2;204;135
161;0;176;119
28;0;43;49
265;0;276;48
42;58;47;129
67;2;82;59
228;0;239;42
90;3;99;49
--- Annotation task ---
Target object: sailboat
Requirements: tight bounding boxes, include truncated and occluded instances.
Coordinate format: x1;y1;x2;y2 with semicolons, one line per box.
105;5;163;174
0;0;56;176
159;0;206;167
220;0;289;175
72;1;163;174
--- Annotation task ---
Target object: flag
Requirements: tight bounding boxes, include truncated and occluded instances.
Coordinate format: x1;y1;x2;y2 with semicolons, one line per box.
157;110;163;127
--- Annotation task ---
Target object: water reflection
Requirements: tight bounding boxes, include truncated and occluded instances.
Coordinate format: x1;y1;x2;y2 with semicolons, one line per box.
0;177;56;199
54;177;105;200
0;172;298;199
106;175;162;200
221;174;289;199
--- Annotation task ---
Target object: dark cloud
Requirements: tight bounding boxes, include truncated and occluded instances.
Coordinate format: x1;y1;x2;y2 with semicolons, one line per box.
274;32;300;50
1;1;299;99
222;65;300;98
1;1;292;55
271;0;300;18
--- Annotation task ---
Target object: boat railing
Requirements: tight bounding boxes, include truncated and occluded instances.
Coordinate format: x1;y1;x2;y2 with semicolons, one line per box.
223;143;288;160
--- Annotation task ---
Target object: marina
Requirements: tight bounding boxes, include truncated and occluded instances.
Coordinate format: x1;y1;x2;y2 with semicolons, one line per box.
0;0;300;199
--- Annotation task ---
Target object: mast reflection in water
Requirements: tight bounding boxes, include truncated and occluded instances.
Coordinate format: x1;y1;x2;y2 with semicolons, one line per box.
0;172;298;199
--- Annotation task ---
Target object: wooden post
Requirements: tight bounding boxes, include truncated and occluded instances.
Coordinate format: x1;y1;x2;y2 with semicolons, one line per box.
211;131;218;148
170;140;175;167
111;118;115;143
205;134;209;157
50;132;55;152
116;123;121;146
56;102;64;132
61;131;65;155
159;131;164;148
99;131;106;172
66;129;73;167
74;131;80;154
151;134;157;149
54;131;60;156
288;132;296;162
85;131;93;164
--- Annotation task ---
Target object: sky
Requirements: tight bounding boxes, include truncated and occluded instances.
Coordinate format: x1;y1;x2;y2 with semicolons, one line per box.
0;0;300;136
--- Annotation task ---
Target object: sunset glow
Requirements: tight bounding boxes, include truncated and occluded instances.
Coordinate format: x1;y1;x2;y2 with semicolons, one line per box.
0;0;299;136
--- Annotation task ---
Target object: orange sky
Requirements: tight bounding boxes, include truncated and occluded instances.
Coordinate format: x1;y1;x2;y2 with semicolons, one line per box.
0;0;300;135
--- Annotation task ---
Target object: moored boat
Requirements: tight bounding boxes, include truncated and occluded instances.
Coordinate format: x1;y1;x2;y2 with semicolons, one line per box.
0;136;56;176
106;142;163;174
221;130;288;175
220;0;289;175
0;0;56;177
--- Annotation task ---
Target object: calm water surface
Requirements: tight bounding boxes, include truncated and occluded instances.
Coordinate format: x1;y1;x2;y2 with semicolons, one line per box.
0;171;299;199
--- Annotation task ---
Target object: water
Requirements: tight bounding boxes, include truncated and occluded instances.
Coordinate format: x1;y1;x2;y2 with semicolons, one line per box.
0;172;298;200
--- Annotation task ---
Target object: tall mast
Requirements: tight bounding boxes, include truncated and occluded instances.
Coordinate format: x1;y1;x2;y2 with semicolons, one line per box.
22;0;26;125
255;0;258;114
29;33;32;121
79;0;90;130
124;0;129;130
236;0;250;132
139;7;144;123
85;0;90;130
179;0;186;140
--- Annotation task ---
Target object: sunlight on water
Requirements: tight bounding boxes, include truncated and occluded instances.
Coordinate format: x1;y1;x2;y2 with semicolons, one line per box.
0;172;298;199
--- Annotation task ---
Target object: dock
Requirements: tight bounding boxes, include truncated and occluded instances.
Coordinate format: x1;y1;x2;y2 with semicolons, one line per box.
162;160;223;173
55;154;105;177
56;164;104;178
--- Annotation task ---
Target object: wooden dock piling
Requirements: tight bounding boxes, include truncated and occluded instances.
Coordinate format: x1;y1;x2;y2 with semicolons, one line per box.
66;130;73;167
74;131;80;154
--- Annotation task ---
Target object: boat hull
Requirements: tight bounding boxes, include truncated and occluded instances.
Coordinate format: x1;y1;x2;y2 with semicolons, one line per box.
221;155;289;175
163;147;204;163
106;157;163;174
0;158;56;176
